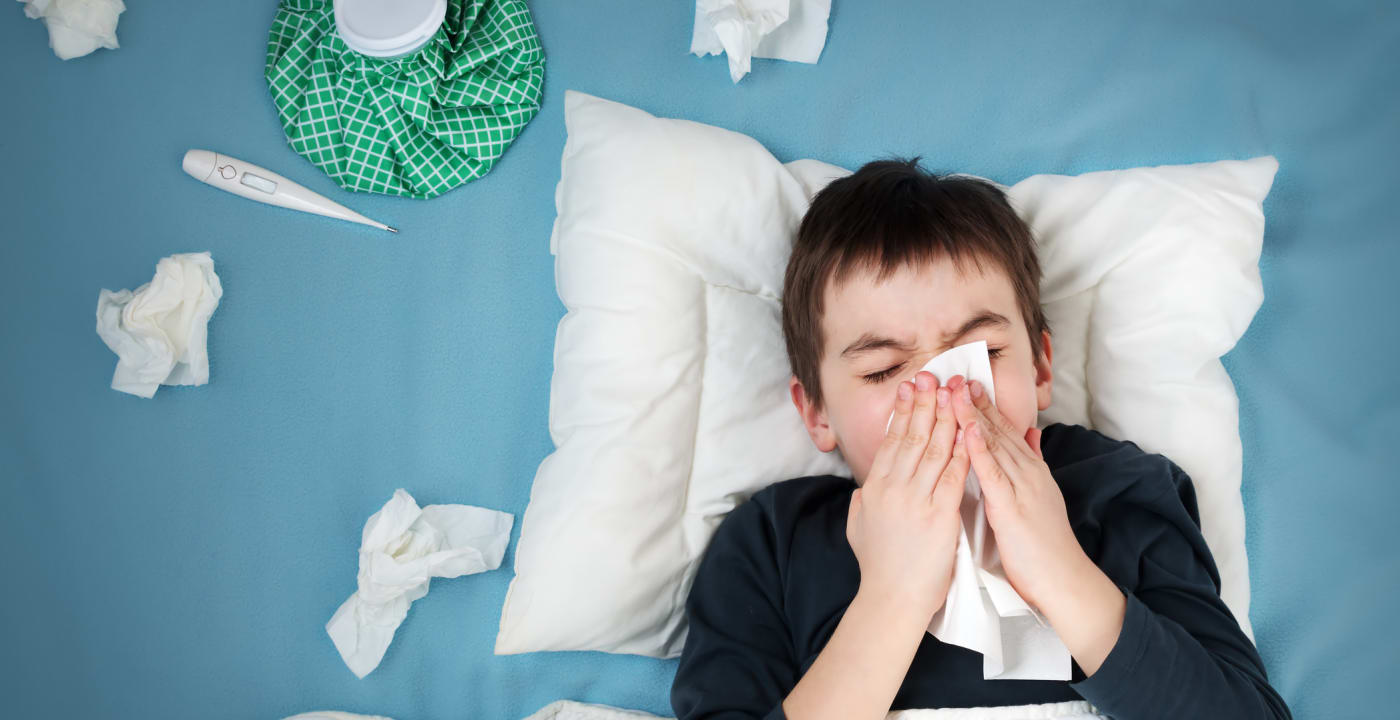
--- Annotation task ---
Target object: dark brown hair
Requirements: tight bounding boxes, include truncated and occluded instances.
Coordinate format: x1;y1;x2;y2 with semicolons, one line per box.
781;157;1049;412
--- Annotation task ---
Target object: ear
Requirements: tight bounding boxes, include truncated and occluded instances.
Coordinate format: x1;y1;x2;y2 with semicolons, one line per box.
1033;329;1054;412
790;375;838;453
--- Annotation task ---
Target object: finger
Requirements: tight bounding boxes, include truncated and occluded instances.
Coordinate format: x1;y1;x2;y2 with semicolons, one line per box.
966;421;1016;507
932;424;971;511
966;380;1034;462
912;381;957;497
890;371;938;484
867;380;915;485
979;408;1029;477
953;382;1028;469
1026;426;1044;461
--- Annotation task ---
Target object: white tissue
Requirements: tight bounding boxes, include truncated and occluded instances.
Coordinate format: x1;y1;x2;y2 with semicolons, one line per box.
690;0;831;83
326;489;514;678
95;252;222;399
18;0;125;60
886;340;1072;680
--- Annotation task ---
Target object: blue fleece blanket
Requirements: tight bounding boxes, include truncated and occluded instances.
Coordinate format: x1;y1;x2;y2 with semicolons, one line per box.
1;1;1395;718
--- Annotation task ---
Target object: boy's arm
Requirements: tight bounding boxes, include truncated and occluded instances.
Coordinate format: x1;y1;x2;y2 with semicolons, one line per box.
955;384;1292;719
676;374;968;719
671;498;924;720
1063;467;1293;720
781;586;928;720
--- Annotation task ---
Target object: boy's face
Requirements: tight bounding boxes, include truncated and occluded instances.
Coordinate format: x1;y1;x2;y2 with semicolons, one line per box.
790;257;1054;485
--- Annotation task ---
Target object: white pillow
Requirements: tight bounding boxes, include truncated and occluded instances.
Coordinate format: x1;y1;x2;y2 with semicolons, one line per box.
495;90;1276;658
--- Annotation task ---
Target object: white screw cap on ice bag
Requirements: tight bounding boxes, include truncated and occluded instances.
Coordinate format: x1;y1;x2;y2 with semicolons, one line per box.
334;0;446;58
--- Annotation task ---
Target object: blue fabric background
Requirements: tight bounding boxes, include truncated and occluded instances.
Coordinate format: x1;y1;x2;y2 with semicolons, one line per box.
2;1;1395;718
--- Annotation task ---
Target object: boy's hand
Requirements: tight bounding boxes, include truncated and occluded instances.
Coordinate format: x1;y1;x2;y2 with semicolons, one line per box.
949;378;1129;675
948;379;1091;611
848;371;968;624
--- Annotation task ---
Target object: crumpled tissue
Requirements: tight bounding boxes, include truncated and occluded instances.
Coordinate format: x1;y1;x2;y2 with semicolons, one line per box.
886;340;1072;680
690;0;831;83
18;0;125;60
95;252;222;399
327;489;514;678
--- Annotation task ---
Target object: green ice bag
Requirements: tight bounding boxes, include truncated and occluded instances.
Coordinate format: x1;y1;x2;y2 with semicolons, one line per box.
265;0;545;199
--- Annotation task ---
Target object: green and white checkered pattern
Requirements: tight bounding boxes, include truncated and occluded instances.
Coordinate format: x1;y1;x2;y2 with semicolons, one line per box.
265;0;545;199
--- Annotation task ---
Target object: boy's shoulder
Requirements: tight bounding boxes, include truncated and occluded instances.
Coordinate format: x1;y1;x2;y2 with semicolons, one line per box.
752;472;856;508
739;473;856;530
1041;422;1199;520
711;474;854;554
1040;420;1164;464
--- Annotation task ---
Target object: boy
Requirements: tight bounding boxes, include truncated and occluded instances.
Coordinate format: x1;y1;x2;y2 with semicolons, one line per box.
670;159;1290;719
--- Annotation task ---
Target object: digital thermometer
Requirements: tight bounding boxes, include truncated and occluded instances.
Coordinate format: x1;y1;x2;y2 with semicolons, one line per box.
181;149;397;233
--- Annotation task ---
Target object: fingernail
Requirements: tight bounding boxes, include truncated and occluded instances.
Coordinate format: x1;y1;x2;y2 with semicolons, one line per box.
937;388;949;407
916;373;931;391
970;380;982;398
955;428;964;444
969;422;981;438
959;385;971;403
898;382;911;400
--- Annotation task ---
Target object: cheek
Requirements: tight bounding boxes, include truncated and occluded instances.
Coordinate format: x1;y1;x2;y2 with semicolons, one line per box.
837;387;898;480
990;367;1038;435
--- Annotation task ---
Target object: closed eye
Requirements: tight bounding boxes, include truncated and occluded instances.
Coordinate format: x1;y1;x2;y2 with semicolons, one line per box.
861;363;904;384
861;347;1003;385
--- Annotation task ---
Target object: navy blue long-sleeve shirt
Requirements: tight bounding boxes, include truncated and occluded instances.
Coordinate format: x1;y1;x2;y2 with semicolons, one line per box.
671;422;1290;719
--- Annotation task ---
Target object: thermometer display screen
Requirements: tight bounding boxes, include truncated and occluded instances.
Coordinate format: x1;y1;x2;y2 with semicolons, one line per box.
240;172;278;194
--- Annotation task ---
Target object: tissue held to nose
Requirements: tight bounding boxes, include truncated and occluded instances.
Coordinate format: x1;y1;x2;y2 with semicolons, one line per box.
326;489;514;678
95;252;222;399
884;340;1071;681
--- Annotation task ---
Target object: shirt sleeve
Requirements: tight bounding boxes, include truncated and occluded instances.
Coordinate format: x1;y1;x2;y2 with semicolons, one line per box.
1069;466;1292;719
671;497;795;720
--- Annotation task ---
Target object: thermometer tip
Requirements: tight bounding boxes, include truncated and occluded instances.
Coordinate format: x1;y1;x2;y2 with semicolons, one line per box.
385;225;398;234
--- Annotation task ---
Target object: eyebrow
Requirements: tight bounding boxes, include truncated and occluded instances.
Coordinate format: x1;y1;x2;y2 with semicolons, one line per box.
839;310;1012;360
